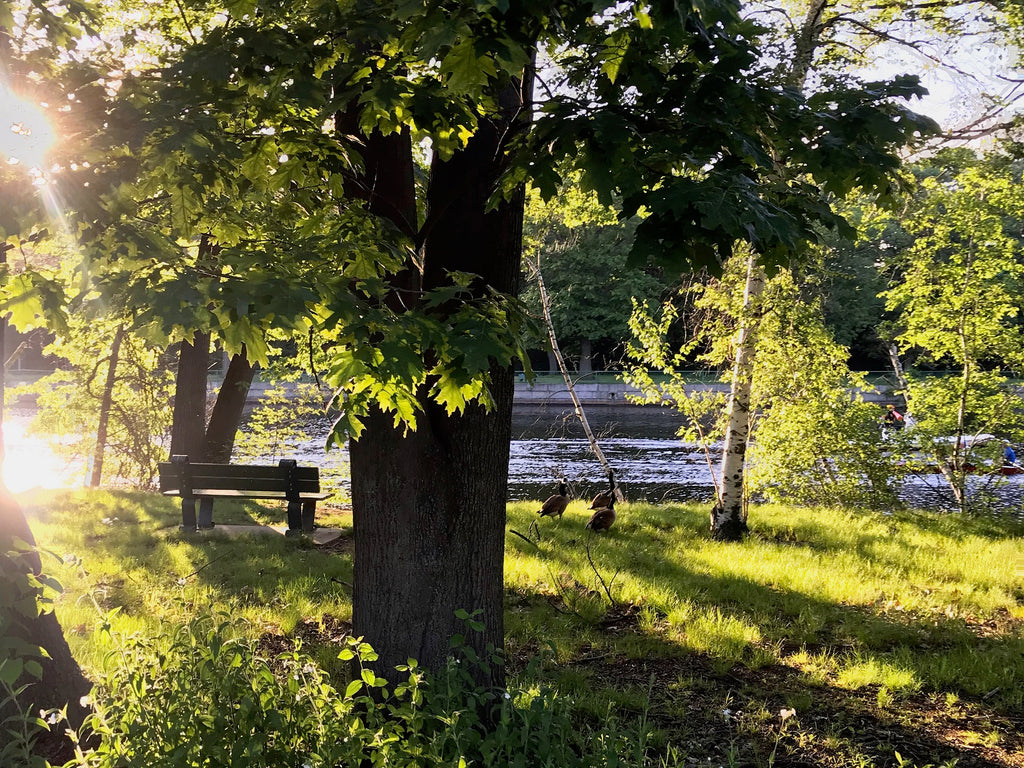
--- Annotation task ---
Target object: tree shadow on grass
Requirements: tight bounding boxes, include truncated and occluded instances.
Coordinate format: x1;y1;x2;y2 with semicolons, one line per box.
504;576;1024;768
505;504;1024;719
20;489;354;627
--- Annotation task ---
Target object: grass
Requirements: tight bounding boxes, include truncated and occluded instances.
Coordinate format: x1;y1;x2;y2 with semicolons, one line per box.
18;489;1024;767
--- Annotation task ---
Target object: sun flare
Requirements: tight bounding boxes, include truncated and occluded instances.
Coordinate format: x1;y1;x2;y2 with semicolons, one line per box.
2;417;83;493
0;83;57;171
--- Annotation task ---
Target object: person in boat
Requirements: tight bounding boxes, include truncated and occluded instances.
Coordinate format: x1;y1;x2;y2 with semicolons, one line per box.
883;404;905;429
1003;442;1017;466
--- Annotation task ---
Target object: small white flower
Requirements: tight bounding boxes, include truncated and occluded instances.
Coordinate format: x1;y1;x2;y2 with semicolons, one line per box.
779;708;796;721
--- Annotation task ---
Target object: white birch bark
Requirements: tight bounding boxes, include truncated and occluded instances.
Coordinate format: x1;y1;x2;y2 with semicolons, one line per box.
712;251;764;539
712;0;826;539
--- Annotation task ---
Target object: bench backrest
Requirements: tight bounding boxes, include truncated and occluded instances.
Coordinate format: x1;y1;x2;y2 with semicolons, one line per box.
158;456;321;499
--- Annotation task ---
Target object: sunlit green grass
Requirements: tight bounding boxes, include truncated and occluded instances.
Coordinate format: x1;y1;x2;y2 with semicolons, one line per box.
506;500;1024;710
20;489;1024;715
19;488;354;672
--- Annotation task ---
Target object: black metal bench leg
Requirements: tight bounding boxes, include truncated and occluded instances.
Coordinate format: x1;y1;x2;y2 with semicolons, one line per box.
198;498;215;529
301;501;316;533
180;498;197;532
285;500;302;536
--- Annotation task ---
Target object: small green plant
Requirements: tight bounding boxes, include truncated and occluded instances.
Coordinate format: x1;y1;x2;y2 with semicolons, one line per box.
0;542;65;768
68;606;667;767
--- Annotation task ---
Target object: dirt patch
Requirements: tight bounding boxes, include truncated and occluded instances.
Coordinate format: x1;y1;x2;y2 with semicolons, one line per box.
257;614;352;658
316;531;354;555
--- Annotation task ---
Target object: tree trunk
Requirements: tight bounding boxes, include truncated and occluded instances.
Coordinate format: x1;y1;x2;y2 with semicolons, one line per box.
350;75;529;685
545;349;559;373
713;252;764;541
579;338;593;375
204;348;258;463
168;333;210;460
89;324;125;487
789;0;831;88
0;490;92;764
711;0;827;540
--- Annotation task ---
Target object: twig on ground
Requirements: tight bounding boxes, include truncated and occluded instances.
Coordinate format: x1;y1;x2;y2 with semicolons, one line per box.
585;536;619;607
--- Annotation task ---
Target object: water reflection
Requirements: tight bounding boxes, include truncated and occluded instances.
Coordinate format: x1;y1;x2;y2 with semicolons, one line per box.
509;404;716;503
7;404;1022;514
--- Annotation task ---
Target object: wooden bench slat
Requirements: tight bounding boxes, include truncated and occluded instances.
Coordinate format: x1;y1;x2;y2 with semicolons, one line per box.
157;463;319;481
161;489;330;500
160;476;321;493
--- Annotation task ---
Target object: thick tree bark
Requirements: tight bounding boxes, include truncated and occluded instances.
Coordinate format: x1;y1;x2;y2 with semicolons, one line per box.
89;324;125;487
790;0;831;88
349;76;529;685
713;252;764;541
168;333;210;460
0;490;92;763
204;348;258;463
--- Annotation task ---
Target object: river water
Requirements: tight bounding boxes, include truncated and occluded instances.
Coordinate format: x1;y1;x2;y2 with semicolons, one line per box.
6;404;1023;514
249;402;1024;513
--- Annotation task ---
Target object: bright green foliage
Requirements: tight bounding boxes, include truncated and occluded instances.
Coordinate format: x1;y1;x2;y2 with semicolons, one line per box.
882;157;1024;510
522;181;663;366
886;165;1024;368
0;542;65;768
68;608;663;767
4;0;939;445
627;256;901;507
746;271;901;507
13;316;173;487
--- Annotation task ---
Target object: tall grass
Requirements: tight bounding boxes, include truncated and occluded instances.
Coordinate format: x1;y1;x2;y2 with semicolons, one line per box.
19;489;353;672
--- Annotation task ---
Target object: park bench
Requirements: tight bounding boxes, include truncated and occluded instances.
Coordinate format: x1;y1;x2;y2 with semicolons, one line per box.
158;455;330;535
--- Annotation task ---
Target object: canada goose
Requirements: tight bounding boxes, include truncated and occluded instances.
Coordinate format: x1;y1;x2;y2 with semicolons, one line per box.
589;469;616;509
538;478;570;520
585;495;616;532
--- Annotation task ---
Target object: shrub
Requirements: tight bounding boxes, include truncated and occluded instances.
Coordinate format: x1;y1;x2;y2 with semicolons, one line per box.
1;542;64;768
68;608;664;767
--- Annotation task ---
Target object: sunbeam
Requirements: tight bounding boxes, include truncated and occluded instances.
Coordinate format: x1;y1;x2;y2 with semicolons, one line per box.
0;82;56;172
2;414;84;493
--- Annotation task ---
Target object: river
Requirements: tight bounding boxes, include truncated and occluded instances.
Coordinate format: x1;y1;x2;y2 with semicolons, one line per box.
5;404;1023;514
